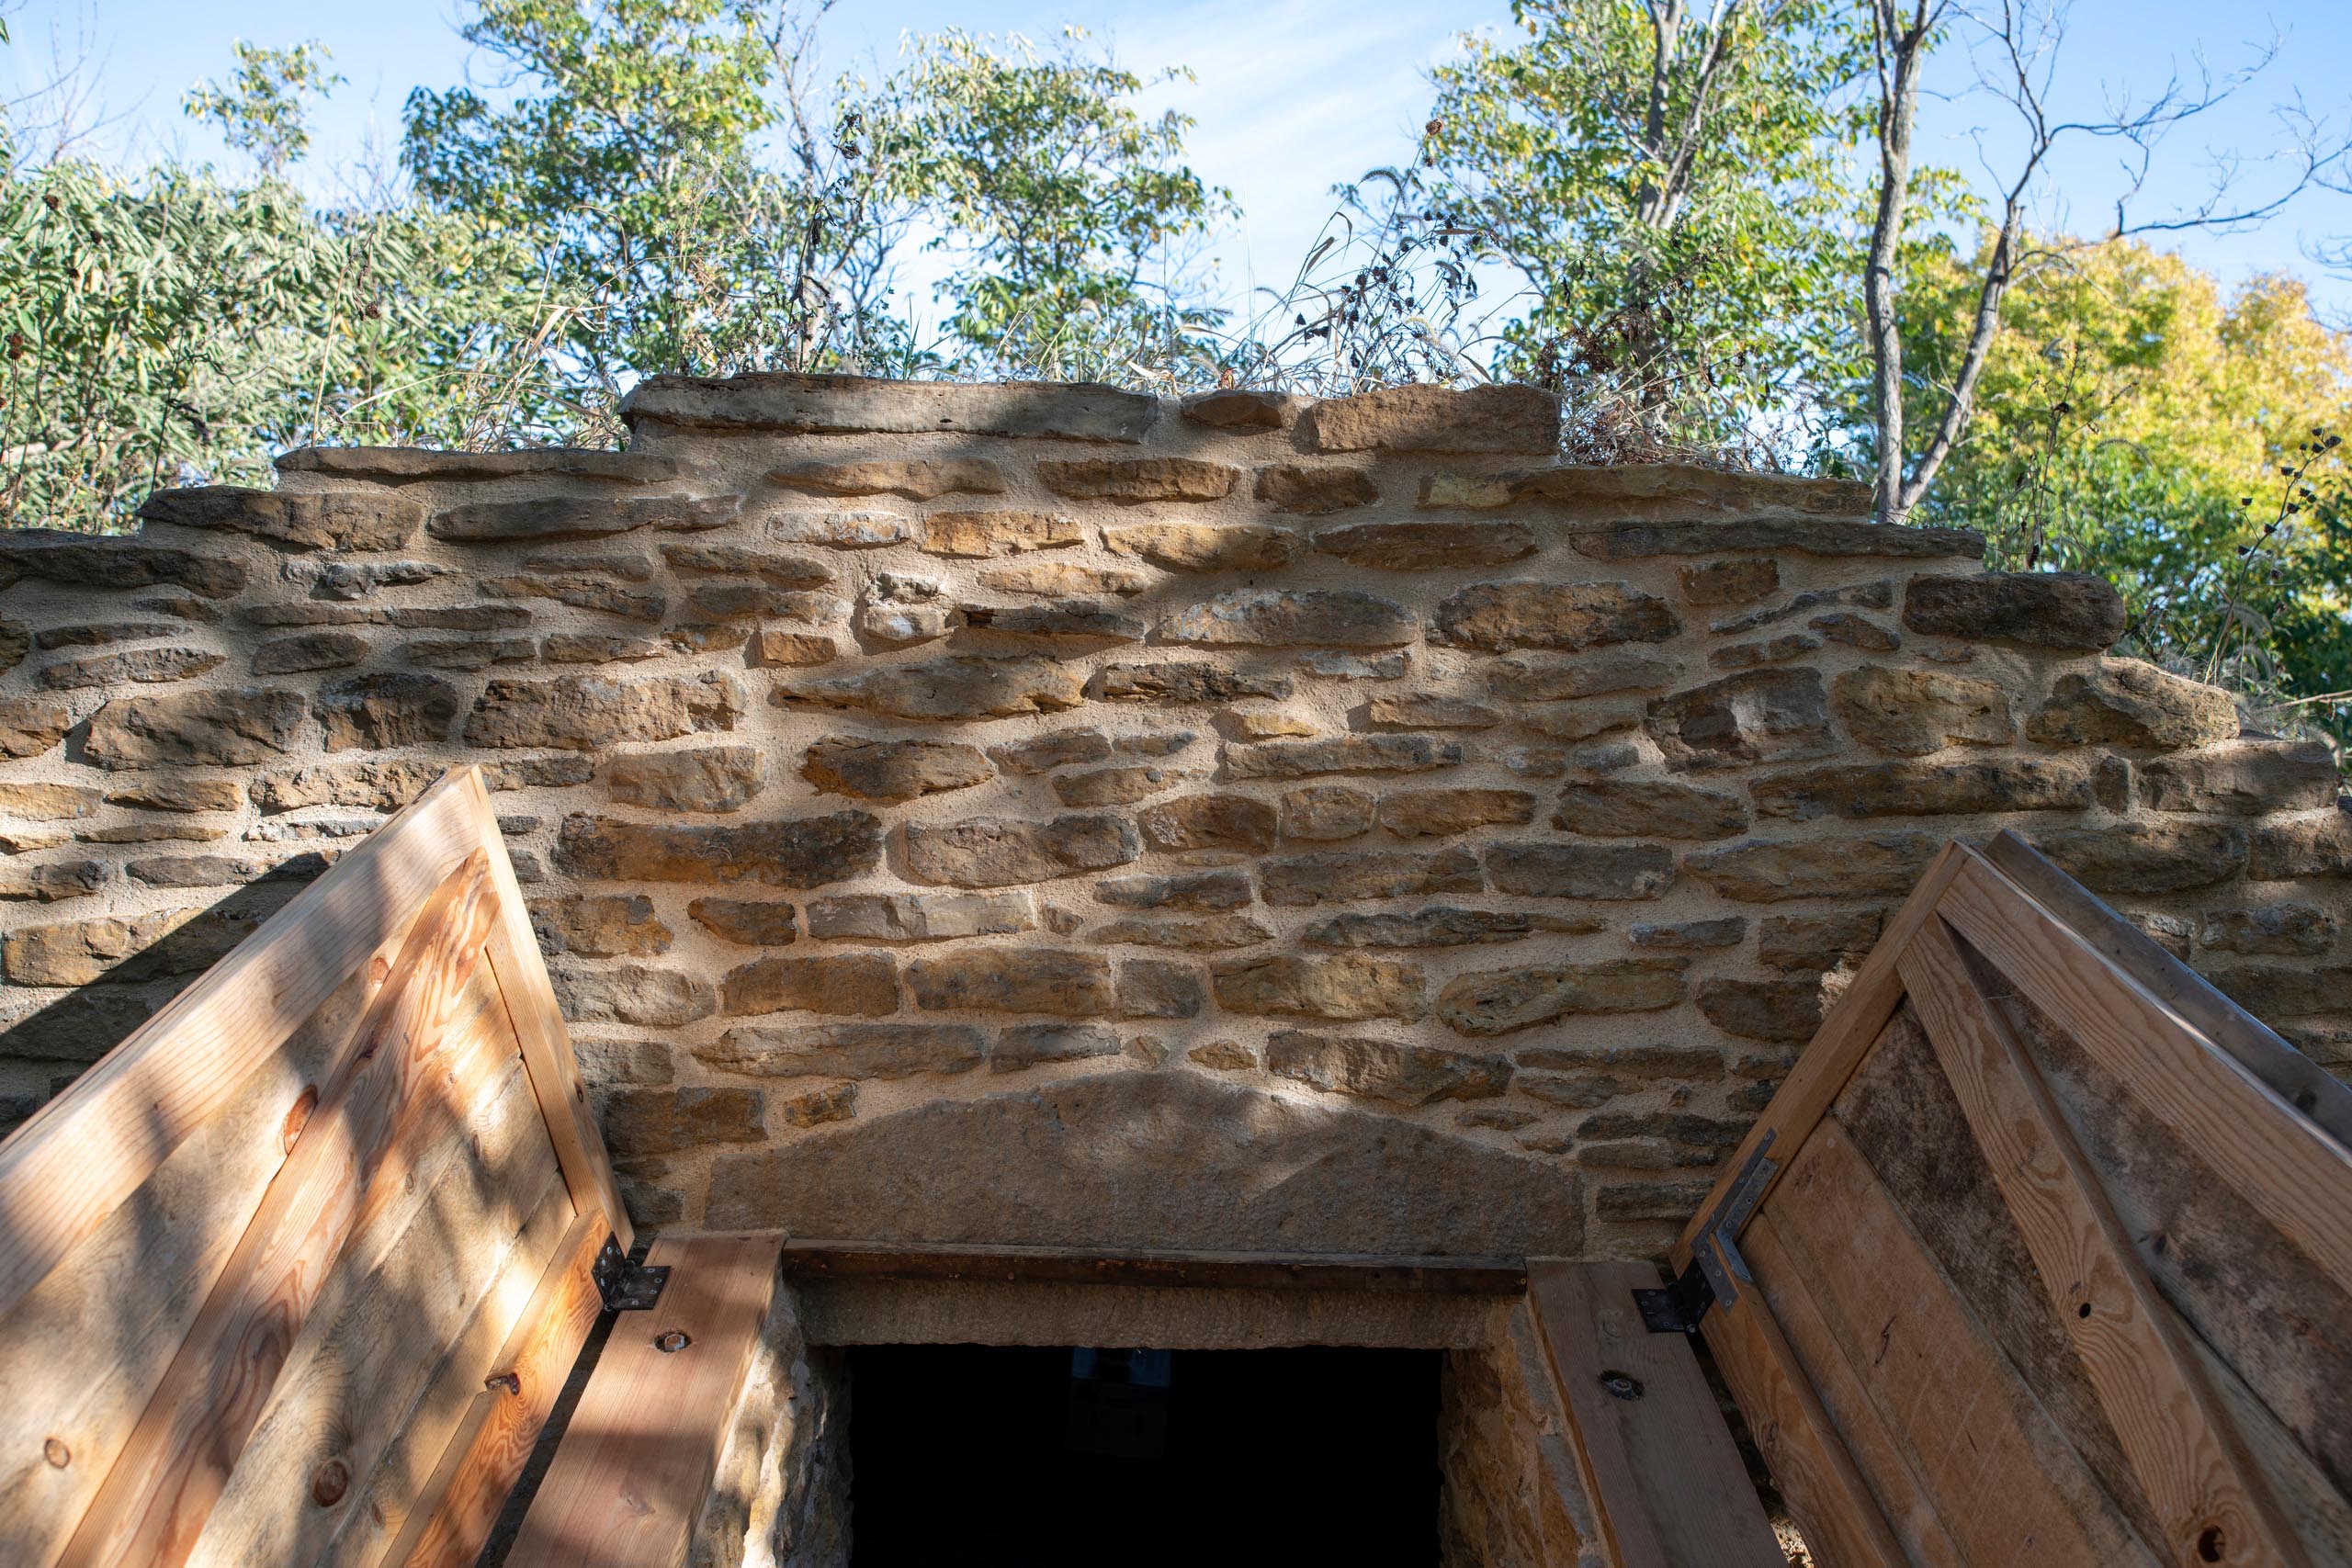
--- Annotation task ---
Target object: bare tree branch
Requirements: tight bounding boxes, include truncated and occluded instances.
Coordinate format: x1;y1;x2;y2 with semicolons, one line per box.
1863;0;2348;524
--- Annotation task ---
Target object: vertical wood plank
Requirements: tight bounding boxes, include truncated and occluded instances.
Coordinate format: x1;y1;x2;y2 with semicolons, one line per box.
1702;1238;1930;1568
1936;860;2352;1298
465;770;633;1254
183;1054;564;1568
1767;1116;2157;1565
0;769;486;1325
503;1233;786;1568
1899;916;2309;1568
379;1209;609;1568
1527;1261;1784;1568
56;850;505;1568
1672;843;1973;1275
0;967;380;1568
1976;831;2352;1148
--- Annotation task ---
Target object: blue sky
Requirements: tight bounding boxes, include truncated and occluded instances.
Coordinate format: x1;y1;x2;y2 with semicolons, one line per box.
6;0;2349;326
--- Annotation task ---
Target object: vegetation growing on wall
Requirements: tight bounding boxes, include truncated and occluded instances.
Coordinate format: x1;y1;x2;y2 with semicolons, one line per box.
1;0;2348;750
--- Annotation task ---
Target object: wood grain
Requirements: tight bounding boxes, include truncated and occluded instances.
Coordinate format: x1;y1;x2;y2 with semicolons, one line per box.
0;768;485;1325
0;967;379;1568
381;1208;609;1568
469;770;632;1256
1731;1215;1956;1568
1765;1113;2154;1565
503;1233;786;1568
1937;858;2352;1302
56;848;504;1568
1528;1260;1783;1568
1672;841;1973;1276
777;1239;1525;1292
184;1053;562;1568
1977;830;2352;1149
1899;916;2307;1568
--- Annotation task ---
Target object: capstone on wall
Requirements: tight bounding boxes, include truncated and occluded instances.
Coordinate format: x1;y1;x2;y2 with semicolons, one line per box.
0;375;2346;1258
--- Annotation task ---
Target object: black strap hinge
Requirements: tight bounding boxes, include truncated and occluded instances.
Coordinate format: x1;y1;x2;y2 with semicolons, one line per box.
594;1234;670;1313
1632;1128;1778;1335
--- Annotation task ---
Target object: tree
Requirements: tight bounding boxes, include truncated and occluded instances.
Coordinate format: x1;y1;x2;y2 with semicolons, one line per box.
1425;0;1867;450
401;0;796;409
1857;0;2343;524
1905;235;2352;740
868;28;1234;378
183;40;342;179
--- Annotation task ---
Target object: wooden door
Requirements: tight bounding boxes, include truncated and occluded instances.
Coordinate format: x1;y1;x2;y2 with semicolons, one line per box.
1678;832;2352;1568
0;765;630;1568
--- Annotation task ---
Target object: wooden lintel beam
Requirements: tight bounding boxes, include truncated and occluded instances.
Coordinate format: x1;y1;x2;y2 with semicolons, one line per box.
774;1239;1529;1294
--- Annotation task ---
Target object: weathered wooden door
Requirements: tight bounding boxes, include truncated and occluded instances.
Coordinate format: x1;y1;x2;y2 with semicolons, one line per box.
1677;832;2352;1568
0;765;632;1568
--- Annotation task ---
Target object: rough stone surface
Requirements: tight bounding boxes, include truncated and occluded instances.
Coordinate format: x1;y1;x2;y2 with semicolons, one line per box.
1554;779;1747;840
2139;742;2337;815
703;1071;1581;1254
1313;522;1536;571
1432;581;1677;653
801;737;991;802
921;510;1085;558
1223;735;1464;780
1159;589;1416;649
1138;794;1279;853
1904;571;2125;649
1750;755;2098;820
1036;457;1238;502
1833;665;2013;757
904;815;1141;887
1685;832;1942;901
85;688;307;769
1097;661;1291;705
1437;959;1687;1036
695;1022;984;1078
1211;953;1426;1021
1255;465;1377;514
1645;669;1833;772
906;947;1115;1015
777;657;1084;721
1267;1032;1510;1106
430;493;739;543
606;744;770;813
766;457;1005;498
2027;659;2239;750
558;811;881;886
2030;821;2246;895
1299;384;1560;454
1484;842;1673;900
1379;788;1537;839
529;894;673;958
808;890;1037;942
1302;908;1599;948
723;953;899;1017
6;373;2339;1246
1102;522;1299;572
469;671;742;751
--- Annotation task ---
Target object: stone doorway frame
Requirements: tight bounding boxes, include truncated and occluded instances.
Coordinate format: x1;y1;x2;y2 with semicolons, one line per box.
764;1242;1601;1568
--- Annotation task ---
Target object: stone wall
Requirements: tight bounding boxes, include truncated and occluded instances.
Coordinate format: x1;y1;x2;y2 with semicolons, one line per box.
1;373;2346;1258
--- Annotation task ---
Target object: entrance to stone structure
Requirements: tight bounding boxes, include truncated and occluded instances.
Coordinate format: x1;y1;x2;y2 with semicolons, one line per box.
843;1345;1441;1566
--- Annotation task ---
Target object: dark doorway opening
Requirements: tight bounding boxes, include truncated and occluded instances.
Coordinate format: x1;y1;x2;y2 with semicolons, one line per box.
845;1345;1441;1566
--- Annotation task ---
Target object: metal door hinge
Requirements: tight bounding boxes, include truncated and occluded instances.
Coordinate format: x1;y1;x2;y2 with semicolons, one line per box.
594;1235;670;1313
1633;1129;1777;1335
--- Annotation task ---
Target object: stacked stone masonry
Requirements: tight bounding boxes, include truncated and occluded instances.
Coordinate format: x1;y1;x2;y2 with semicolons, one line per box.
1;374;2346;1259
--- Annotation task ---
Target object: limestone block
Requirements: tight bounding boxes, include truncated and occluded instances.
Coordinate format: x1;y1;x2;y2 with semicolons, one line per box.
1903;571;2124;649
